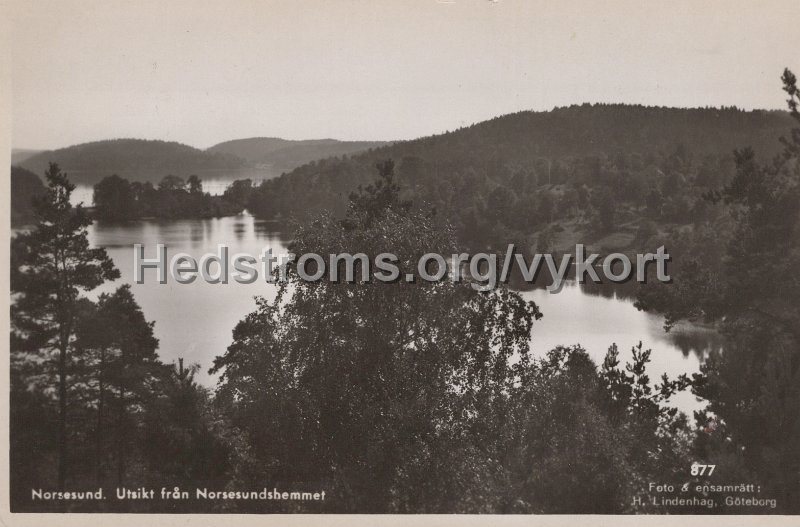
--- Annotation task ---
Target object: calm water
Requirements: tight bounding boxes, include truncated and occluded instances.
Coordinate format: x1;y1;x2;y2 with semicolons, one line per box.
84;213;721;412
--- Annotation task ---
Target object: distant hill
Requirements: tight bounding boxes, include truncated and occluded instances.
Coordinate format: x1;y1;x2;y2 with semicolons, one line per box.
206;137;303;161
16;137;388;185
207;137;388;171
359;104;793;164
11;149;44;165
18;139;248;185
248;104;797;250
11;165;46;226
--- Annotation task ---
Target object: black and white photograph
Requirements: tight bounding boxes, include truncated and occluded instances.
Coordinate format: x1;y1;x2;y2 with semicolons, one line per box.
4;0;800;521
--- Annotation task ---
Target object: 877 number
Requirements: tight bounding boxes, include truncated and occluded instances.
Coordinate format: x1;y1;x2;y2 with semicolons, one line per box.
691;463;715;476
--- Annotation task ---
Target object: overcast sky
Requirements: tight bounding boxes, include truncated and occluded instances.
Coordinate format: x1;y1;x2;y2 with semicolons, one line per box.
10;0;800;150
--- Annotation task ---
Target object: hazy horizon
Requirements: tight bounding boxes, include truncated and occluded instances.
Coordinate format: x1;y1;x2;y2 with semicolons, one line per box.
11;102;794;153
11;0;800;150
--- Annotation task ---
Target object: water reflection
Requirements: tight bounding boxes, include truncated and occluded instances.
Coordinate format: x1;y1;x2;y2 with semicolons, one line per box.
519;282;713;412
667;325;725;358
232;220;250;241
84;215;718;413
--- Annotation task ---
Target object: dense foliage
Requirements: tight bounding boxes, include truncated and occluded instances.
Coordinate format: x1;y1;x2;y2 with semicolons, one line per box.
635;69;800;513
11;166;237;511
210;163;694;513
93;174;244;221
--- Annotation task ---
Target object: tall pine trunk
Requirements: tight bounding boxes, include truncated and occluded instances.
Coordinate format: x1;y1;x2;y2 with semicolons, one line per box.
56;292;70;491
57;340;67;490
95;348;106;485
117;387;125;485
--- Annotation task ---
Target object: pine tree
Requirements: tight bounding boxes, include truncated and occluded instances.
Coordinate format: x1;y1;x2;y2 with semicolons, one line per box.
74;285;160;485
11;163;119;489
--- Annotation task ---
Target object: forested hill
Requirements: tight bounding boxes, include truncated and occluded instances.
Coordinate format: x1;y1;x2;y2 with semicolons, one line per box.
10;165;46;226
247;104;796;251
17;137;388;185
206;137;388;171
11;149;44;165
17;139;246;184
417;104;793;160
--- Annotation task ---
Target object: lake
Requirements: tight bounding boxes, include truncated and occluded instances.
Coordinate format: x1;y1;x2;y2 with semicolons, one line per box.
84;212;721;413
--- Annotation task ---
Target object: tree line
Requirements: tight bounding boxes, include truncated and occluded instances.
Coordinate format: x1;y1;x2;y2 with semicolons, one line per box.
92;173;245;221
